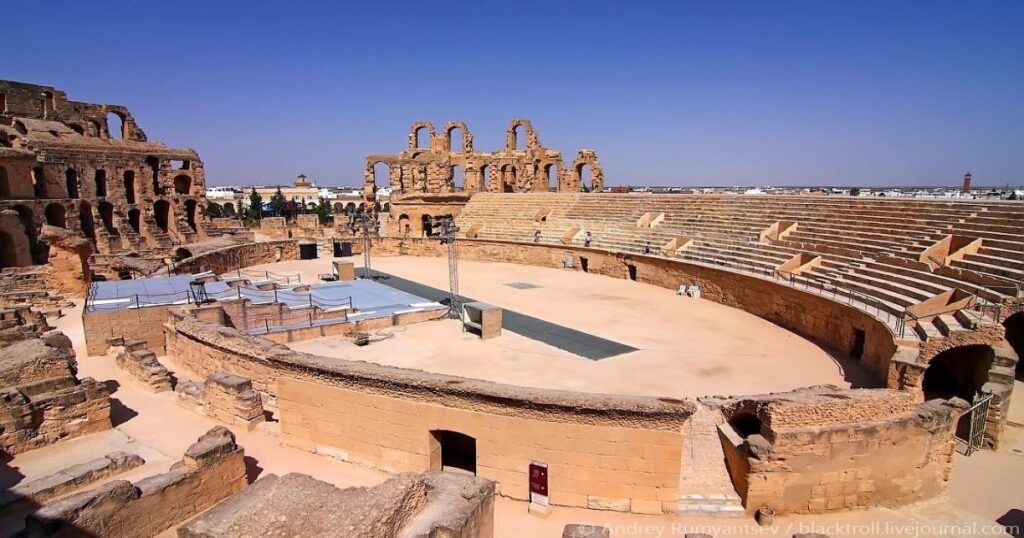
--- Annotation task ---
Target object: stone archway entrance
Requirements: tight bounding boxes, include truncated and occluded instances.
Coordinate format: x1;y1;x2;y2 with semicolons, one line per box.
429;430;476;475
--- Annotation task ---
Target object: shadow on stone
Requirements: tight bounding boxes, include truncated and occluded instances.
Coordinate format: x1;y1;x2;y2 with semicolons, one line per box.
109;398;139;427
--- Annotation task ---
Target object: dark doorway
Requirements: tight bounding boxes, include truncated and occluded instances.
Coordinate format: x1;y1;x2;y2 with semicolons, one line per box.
79;202;97;243
65;168;79;198
0;231;17;269
184;199;197;231
128;209;141;234
729;412;763;439
154;200;170;232
1003;312;1024;380
123;171;136;204
627;264;638;281
99;201;117;234
44;203;66;228
922;345;994;402
94;170;107;197
580;257;589;273
430;430;476;475
851;329;866;360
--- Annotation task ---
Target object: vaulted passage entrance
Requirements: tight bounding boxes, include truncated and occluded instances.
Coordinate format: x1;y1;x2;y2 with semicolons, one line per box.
922;344;994;402
429;430;476;475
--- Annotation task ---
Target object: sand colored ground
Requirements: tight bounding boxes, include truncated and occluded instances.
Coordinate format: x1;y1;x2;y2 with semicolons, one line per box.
1;261;1018;536
259;256;872;398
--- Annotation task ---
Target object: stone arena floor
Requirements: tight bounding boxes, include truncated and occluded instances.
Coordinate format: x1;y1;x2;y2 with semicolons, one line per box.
259;256;874;398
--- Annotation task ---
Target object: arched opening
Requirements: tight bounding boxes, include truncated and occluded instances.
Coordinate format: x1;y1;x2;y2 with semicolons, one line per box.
372;162;390;192
415;127;430;149
94;170;107;197
501;165;516;193
513;125;525;150
382;202;390;212
451;165;464;191
1003;312;1024;379
107;112;123;139
398;213;411;235
448;126;463;152
577;164;592;192
123;171;136;204
146;156;162;195
429;430;476;475
184;199;197;231
44;203;66;228
14;205;45;264
922;345;994;402
41;92;54;118
152;197;171;229
206;203;223;219
479;165;490;192
173;247;193;261
32;167;45;198
728;412;763;439
0;165;10;198
545;164;558;192
345;202;356;214
421;214;434;237
0;231;17;269
79;201;97;243
154;200;171;232
173;174;191;195
65;168;79;198
223;202;236;217
98;202;117;234
127;208;140;234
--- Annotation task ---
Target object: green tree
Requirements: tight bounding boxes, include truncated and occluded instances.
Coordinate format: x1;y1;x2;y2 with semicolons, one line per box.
246;188;263;222
206;203;223;219
314;199;332;225
269;187;287;217
850;187;861;196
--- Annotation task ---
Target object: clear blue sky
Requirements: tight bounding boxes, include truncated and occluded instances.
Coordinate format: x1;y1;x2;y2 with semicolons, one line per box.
4;0;1021;187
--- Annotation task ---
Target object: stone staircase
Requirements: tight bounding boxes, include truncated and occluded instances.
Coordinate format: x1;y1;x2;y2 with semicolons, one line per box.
677;404;745;518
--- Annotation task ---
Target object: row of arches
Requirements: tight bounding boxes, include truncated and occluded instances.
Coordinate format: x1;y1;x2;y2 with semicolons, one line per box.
407;119;537;153
0;164;192;202
368;161;595;194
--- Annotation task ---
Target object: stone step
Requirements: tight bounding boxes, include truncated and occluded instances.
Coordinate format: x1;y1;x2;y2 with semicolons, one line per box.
677;503;746;518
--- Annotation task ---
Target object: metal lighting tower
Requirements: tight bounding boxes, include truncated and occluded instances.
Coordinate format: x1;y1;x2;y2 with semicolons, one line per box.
441;219;461;318
360;211;373;278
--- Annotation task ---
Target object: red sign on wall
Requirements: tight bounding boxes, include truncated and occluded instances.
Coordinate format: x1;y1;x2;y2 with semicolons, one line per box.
529;461;548;505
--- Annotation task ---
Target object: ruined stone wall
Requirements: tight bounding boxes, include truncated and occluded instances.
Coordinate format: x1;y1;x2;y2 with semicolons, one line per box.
23;427;246;538
82;303;173;355
169;239;299;276
0;322;111;454
164;311;692;514
365;119;604;209
0;79;209;270
717;387;962;515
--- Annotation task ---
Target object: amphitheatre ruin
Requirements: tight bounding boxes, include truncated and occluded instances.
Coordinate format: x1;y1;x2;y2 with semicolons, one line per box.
1;79;1022;537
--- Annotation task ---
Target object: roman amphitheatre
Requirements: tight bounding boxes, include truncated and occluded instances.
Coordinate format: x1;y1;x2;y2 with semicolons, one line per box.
1;79;1022;537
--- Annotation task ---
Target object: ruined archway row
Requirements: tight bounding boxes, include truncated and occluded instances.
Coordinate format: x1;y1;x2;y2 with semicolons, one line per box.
364;119;604;202
0;79;209;268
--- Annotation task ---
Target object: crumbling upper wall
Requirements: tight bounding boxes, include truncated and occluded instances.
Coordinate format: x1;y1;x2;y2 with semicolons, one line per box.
364;119;604;204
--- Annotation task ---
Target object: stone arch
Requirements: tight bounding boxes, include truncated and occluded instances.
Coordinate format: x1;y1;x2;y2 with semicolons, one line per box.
79;201;97;243
31;166;45;198
184;199;198;231
222;202;236;216
444;121;473;152
544;163;560;192
382;202;390;212
728;412;763;439
98;201;117;233
146;156;162;195
371;162;390;191
0;165;9;198
479;164;491;193
332;202;344;213
505;118;538;151
106;111;125;139
154;200;171;232
13;205;45;264
569;150;605;192
94;170;107;197
65;168;79;198
450;165;464;191
0;230;18;269
500;164;517;192
922;344;994;402
345;202;356;213
123;171;137;204
429;430;477;475
408;121;436;149
44;203;66;228
398;213;411;235
174;174;191;195
127;208;140;233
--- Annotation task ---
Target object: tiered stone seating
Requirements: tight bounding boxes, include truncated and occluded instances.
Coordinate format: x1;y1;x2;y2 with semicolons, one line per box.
455;193;1023;341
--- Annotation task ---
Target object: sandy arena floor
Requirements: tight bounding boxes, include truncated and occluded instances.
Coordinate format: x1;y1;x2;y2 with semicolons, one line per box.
258;256;874;398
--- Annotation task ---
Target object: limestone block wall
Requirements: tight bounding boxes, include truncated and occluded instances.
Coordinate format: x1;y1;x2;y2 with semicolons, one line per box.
24;427;246;538
717;387;963;515
164;311;692;514
170;239;298;276
259;217;289;239
82;304;173;355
